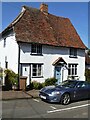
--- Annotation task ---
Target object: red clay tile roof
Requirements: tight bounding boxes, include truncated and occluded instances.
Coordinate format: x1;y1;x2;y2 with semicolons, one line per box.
2;6;86;49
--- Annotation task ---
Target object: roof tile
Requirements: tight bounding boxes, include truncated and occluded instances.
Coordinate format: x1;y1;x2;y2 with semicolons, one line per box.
3;6;86;49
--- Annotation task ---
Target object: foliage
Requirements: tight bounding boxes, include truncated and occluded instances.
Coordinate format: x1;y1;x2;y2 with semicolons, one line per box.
85;69;90;77
26;77;57;90
32;81;43;90
85;69;90;83
4;69;18;87
45;77;57;86
87;49;90;56
0;67;3;81
26;81;45;91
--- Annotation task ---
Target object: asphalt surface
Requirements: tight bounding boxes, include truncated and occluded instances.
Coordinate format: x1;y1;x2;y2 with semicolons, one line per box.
2;98;90;118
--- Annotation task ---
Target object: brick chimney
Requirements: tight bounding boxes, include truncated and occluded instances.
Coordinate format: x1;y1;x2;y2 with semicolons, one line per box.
40;3;48;13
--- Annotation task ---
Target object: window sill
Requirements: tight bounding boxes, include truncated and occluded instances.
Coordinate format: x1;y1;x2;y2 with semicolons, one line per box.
69;56;78;58
68;75;78;77
32;76;43;78
30;53;43;56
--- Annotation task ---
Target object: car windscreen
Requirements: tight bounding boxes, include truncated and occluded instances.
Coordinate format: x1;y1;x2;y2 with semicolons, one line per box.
57;80;77;88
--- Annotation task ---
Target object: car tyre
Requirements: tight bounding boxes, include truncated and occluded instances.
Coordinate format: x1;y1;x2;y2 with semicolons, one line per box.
60;93;70;105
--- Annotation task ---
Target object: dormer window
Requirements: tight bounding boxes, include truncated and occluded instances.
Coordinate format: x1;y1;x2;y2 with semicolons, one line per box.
69;48;77;58
31;44;42;55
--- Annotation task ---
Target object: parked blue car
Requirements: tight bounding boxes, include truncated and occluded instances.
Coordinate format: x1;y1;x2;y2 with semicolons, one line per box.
39;80;90;105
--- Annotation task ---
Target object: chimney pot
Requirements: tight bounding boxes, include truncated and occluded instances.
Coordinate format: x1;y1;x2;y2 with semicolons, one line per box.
40;3;48;13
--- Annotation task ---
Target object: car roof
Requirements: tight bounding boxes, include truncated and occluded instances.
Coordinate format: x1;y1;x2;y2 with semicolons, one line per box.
65;80;82;82
66;80;90;84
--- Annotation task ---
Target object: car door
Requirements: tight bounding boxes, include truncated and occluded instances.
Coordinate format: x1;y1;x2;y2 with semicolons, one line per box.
74;81;88;100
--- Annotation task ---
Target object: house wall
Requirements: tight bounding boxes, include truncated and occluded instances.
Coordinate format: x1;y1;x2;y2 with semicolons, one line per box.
0;31;18;84
0;33;85;86
20;43;85;85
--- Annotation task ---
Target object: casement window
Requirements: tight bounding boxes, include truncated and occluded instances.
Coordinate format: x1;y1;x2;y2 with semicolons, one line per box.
4;38;6;47
32;64;43;77
69;48;77;58
31;44;42;55
68;64;78;76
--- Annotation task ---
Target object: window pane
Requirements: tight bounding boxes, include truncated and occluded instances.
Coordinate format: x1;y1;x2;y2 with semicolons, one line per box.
68;68;71;75
74;49;77;56
70;48;77;57
72;68;74;75
38;65;41;76
75;67;77;75
31;44;42;54
5;61;8;69
32;64;37;76
68;64;77;76
4;38;6;47
70;48;73;56
68;64;71;75
37;44;42;54
32;64;42;77
31;44;37;53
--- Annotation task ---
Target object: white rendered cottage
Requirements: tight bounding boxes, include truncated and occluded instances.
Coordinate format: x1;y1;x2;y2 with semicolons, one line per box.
0;4;86;86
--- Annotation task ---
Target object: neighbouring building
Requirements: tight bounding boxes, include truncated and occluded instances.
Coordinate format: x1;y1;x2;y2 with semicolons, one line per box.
0;4;86;86
85;50;90;69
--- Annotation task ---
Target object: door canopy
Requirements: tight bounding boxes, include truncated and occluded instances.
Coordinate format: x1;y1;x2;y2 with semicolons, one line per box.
52;57;67;66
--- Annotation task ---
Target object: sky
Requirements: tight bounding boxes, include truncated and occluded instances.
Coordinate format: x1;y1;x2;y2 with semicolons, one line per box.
1;2;88;47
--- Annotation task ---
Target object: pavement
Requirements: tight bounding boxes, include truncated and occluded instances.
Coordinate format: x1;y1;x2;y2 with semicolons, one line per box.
2;89;40;100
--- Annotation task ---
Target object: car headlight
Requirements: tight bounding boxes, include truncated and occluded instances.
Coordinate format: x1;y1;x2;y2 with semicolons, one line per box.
49;91;60;96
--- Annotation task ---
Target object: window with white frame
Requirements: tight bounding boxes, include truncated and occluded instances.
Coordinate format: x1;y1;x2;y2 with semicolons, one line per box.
68;64;78;76
31;44;42;55
69;48;77;57
32;64;42;77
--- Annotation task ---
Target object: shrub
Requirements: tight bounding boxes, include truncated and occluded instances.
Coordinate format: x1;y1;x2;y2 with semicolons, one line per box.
4;69;18;89
26;82;34;91
26;81;45;90
45;77;57;86
32;81;43;90
85;69;90;83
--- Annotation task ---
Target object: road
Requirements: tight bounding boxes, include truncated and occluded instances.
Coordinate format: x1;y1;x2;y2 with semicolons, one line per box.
2;98;90;118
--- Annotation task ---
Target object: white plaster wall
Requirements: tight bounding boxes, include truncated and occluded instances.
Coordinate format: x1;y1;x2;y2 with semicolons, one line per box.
0;32;18;73
20;43;85;83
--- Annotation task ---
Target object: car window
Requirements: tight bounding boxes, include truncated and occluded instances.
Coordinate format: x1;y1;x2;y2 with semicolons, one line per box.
57;80;77;88
76;82;88;88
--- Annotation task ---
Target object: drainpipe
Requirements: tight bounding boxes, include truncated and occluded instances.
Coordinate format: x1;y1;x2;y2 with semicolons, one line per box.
18;43;20;90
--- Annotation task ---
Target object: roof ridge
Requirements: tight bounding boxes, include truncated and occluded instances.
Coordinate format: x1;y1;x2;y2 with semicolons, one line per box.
11;6;26;26
23;5;69;20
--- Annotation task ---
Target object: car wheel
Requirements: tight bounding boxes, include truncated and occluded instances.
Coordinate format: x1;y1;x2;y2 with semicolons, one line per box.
60;93;70;105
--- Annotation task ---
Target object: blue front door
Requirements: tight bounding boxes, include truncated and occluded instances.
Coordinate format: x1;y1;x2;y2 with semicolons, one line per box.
55;67;61;85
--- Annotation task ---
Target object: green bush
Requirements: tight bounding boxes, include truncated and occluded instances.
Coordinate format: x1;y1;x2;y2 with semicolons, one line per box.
26;81;45;90
32;81;43;90
85;69;90;83
26;82;34;91
4;69;18;88
45;77;57;86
